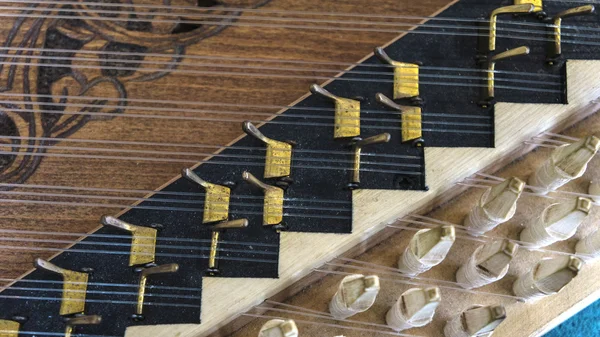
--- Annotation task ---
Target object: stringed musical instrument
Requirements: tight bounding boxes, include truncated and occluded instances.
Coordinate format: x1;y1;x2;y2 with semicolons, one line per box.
0;0;599;336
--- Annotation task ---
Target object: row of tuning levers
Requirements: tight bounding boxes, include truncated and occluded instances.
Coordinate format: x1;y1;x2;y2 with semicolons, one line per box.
255;131;599;337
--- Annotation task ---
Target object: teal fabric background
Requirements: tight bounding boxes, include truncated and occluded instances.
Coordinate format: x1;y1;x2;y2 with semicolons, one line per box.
545;300;600;336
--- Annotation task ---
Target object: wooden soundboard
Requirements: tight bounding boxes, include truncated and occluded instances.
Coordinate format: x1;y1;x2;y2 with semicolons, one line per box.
1;0;599;337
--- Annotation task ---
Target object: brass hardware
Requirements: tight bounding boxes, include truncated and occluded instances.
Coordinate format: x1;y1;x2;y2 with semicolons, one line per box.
182;168;230;223
482;46;530;106
135;264;179;320
0;320;20;337
548;5;595;62
242;171;284;226
101;215;157;266
207;219;249;275
514;0;543;12
376;93;422;142
64;315;101;337
310;84;360;139
242;121;293;179
488;5;534;52
350;133;391;189
374;47;420;101
34;258;88;316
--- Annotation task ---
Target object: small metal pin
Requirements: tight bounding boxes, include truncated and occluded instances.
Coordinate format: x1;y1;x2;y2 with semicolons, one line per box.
386;287;440;331
444;305;506;337
134;264;179;321
488;5;534;52
183;168;231;224
373;48;421;104
480;46;530;107
101;215;158;267
243;121;294;180
376;93;423;143
547;5;595;64
513;256;582;301
529;136;600;194
463;177;525;236
520;197;592;249
207;219;249;275
348;133;391;190
0;319;21;337
64;315;101;337
243;171;285;229
397;225;456;276
258;319;299;337
310;84;361;139
329;274;380;319
456;240;518;289
34;258;89;316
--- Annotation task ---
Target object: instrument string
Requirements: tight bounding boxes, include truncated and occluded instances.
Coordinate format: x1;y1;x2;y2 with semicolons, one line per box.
2;1;600;35
0;294;200;308
0;182;353;204
0;61;564;93
0;190;355;213
314;269;524;301
243;313;420;337
0;244;279;264
0;277;203;291
0;332;116;337
0;53;564;87
0;0;583;28
0;150;425;176
2;143;425;169
0;105;494;131
0;46;564;78
469;172;598;200
0;228;281;247
0;199;354;219
1;9;600;47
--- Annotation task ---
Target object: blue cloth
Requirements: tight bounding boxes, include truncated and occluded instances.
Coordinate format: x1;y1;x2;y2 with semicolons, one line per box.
545;300;600;336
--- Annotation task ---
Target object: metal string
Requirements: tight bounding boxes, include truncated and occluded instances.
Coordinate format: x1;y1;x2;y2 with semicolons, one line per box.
3;1;600;37
243;313;419;337
0;278;202;291
0;244;279;264
394;216;590;259
0;199;353;219
0;182;354;204
0;60;564;93
469;173;598;200
0;228;280;248
2;8;600;47
0;52;564;87
0;150;425;176
313;269;524;301
0;190;355;213
0;46;563;78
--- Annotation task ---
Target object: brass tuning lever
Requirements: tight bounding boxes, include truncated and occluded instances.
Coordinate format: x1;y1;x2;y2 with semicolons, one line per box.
0;319;21;337
487;5;534;52
182;168;231;224
480;46;530;107
310;84;361;139
547;5;595;64
243;121;294;183
207;219;249;275
134;263;179;321
34;258;89;316
349;133;391;190
376;93;423;144
101;215;158;267
374;47;421;105
243;171;286;231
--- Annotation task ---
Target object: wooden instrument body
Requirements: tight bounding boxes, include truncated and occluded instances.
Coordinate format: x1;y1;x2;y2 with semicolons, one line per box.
0;0;599;336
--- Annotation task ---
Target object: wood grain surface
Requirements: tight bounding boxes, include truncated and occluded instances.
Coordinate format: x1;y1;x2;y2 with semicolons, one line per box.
2;1;600;337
